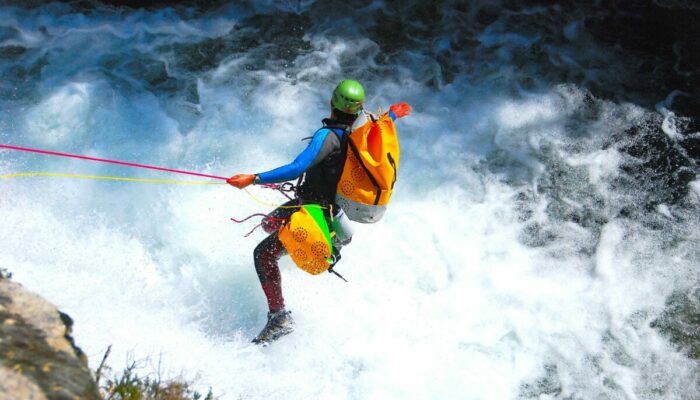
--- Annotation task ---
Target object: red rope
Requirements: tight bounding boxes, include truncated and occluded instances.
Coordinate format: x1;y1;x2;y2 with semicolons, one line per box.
0;144;227;181
230;214;288;237
230;213;271;223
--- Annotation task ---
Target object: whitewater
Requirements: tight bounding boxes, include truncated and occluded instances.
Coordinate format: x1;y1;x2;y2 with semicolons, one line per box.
1;1;698;399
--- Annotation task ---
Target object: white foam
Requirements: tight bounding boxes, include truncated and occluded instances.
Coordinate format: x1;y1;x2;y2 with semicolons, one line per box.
691;180;700;199
565;149;621;184
25;82;92;145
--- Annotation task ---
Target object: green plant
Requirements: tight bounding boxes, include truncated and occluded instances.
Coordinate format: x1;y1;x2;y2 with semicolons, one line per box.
96;347;215;400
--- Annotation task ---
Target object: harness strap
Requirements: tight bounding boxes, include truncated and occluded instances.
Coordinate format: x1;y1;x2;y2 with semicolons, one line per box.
328;250;347;282
329;268;348;282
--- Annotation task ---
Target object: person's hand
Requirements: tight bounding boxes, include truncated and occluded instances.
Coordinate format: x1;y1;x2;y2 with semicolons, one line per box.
227;174;255;189
389;102;412;119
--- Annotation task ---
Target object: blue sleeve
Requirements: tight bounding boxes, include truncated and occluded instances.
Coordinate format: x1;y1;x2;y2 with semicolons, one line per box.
256;129;332;184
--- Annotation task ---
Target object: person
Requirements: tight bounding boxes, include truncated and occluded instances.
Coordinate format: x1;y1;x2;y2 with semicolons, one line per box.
227;79;411;344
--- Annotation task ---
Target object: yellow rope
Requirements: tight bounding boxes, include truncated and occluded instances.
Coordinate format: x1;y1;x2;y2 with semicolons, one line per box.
0;172;226;185
1;171;326;210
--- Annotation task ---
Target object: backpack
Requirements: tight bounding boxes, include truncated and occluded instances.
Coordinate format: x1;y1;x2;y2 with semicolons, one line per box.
335;112;400;223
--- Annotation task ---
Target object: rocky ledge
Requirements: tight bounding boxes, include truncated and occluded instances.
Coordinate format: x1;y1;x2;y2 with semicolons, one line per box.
0;271;100;400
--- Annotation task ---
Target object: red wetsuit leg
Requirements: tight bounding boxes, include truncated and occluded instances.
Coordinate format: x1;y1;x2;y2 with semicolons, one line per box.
253;233;287;312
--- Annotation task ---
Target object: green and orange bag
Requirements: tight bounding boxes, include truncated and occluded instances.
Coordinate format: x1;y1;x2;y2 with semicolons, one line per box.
278;205;334;275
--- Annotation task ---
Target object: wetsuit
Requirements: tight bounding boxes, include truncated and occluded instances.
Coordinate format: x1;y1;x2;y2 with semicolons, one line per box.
253;118;349;312
253;113;397;312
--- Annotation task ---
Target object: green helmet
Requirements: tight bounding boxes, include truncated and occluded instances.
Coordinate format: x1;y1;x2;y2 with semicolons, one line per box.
331;79;365;115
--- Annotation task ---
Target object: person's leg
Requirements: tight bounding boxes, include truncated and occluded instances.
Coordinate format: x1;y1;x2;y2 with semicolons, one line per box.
251;200;299;344
252;233;294;344
253;233;286;312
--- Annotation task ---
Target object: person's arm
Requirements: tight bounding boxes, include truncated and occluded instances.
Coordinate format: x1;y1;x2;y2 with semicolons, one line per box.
227;128;337;188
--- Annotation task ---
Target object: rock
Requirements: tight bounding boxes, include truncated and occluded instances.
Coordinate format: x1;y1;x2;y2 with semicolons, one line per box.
0;279;100;400
0;268;10;280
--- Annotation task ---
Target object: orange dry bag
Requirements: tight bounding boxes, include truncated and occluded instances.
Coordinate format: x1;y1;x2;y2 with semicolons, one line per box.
335;112;399;223
278;205;334;275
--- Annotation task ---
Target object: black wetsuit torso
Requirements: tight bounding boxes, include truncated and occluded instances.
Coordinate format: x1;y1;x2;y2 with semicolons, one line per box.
296;118;349;204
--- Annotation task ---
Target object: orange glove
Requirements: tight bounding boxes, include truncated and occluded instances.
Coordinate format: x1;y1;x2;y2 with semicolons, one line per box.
389;102;412;119
227;174;256;189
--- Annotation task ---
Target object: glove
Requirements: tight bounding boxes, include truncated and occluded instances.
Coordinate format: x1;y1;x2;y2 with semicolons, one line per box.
227;174;256;189
389;102;412;119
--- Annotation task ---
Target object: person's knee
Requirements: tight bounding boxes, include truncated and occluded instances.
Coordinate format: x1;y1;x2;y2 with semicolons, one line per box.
261;217;281;234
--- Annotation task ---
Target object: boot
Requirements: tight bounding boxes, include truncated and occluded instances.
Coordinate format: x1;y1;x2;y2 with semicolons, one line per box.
252;309;294;345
